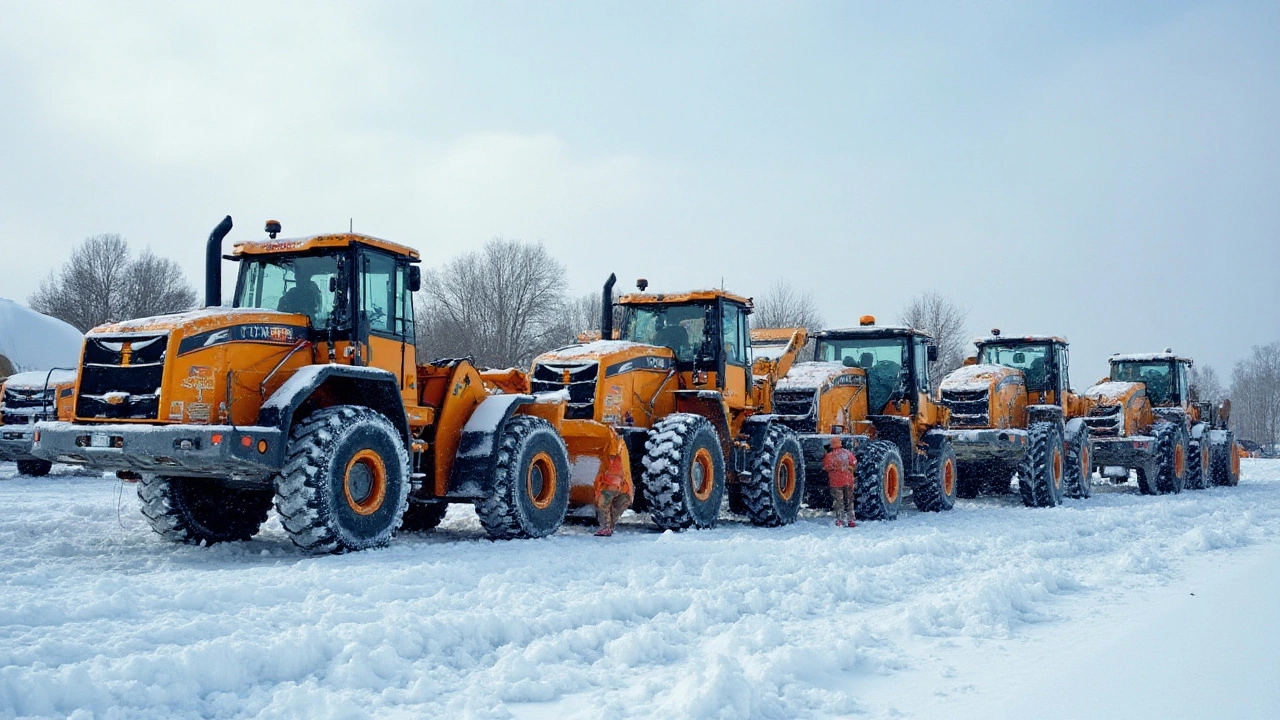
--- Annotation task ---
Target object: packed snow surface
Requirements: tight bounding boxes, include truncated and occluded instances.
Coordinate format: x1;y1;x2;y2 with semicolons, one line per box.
2;462;1279;718
0;300;82;375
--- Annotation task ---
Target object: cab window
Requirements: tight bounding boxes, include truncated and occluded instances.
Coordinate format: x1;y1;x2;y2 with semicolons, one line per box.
979;343;1052;392
913;340;931;394
236;253;342;329
722;303;746;366
1112;361;1174;406
623;303;708;363
360;250;398;337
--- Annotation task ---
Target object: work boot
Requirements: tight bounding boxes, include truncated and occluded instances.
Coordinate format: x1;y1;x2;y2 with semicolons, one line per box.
835;519;845;527
594;527;614;537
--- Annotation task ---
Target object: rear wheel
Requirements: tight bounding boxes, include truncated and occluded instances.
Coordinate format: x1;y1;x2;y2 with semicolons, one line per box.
741;424;805;526
1063;425;1093;499
274;405;410;553
16;459;52;477
139;475;272;544
1152;421;1188;495
474;415;571;539
1210;431;1240;487
853;441;903;521
1018;422;1064;508
913;437;957;512
399;501;449;532
640;414;725;530
1186;424;1211;491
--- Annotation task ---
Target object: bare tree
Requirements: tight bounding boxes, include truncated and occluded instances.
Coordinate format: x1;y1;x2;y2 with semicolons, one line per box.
1229;341;1280;450
751;281;824;331
416;238;568;368
30;235;198;332
899;291;969;378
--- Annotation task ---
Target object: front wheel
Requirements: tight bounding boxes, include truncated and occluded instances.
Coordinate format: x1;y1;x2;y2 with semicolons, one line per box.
741;424;805;526
1210;431;1240;487
1152;421;1188;495
641;414;725;530
1062;425;1093;499
474;415;571;539
274;405;410;553
853;441;903;521
1019;422;1064;508
912;437;957;512
139;475;272;544
16;459;52;477
1186;424;1211;491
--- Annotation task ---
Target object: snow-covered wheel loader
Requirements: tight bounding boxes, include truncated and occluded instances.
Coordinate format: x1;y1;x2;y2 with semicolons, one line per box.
33;217;571;552
1083;351;1238;494
760;317;957;520
529;276;808;531
0;369;77;477
937;333;1092;508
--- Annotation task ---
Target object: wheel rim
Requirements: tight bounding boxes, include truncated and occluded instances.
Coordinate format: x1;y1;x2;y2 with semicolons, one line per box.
1201;445;1210;474
1052;448;1063;489
1174;444;1186;477
1231;449;1240;478
884;464;900;504
942;458;955;497
344;449;387;516
776;453;796;501
691;447;715;502
1081;446;1091;479
526;451;557;510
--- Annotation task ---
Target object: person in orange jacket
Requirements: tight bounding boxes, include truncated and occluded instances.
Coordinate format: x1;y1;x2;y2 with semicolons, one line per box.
595;438;633;537
823;437;857;527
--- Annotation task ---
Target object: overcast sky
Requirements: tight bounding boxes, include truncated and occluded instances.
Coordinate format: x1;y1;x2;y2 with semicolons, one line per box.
1;0;1276;382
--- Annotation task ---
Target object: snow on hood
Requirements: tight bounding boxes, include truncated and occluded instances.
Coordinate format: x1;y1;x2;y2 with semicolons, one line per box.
0;298;82;377
3;369;77;389
1085;381;1143;404
99;307;299;333
537;340;662;362
939;364;1020;392
776;362;855;391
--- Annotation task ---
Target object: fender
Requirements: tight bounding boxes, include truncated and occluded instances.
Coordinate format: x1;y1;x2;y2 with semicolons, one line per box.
258;365;410;445
1064;417;1088;440
1027;404;1064;426
673;390;734;465
447;393;535;498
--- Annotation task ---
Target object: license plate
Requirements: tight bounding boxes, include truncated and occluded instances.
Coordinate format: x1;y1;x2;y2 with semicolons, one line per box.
91;433;111;448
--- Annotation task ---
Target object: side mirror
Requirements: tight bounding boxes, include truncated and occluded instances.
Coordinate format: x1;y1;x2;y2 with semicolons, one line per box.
328;276;338;293
927;344;939;362
408;266;422;293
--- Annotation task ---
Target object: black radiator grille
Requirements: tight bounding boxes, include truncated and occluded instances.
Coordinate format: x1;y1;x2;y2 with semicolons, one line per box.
1084;404;1123;437
76;334;168;420
530;362;599;420
941;388;990;428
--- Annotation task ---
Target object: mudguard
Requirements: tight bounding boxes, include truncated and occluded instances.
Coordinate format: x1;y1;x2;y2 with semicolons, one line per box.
1027;404;1064;425
448;393;535;498
1064;417;1087;440
258;365;410;444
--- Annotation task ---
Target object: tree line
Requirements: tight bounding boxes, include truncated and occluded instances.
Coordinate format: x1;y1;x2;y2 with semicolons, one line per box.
26;233;1277;449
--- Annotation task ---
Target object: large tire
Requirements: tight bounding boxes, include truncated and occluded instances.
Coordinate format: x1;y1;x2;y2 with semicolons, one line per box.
640;414;725;530
1210;431;1240;487
16;459;52;477
1152;421;1188;495
1186;424;1211;491
853;440;903;521
1018;422;1064;508
475;415;571;539
138;475;272;544
1063;425;1093;499
399;501;449;532
741;424;805;526
274;405;411;553
913;437;957;512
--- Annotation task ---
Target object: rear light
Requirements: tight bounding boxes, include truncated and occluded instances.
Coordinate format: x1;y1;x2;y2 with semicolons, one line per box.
210;433;222;445
241;435;252;447
257;439;268;453
33;431;40;442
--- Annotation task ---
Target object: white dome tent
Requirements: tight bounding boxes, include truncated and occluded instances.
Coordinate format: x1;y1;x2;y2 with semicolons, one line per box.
0;298;83;379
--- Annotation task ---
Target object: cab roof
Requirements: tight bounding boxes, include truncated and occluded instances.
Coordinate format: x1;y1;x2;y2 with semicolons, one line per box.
975;334;1068;346
618;289;753;307
814;325;934;341
1110;352;1194;365
232;233;421;261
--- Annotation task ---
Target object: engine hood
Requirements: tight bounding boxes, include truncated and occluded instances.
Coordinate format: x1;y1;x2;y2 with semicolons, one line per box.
776;362;861;392
939;364;1024;393
1084;380;1143;406
535;340;676;373
90;307;309;339
2;369;77;390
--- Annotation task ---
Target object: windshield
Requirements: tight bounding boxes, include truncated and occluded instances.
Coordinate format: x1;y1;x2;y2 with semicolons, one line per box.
236;253;343;329
622;303;708;363
979;343;1052;391
815;336;907;412
1111;361;1175;405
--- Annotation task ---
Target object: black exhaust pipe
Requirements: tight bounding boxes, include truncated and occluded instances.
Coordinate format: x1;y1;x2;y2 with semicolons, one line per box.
205;216;233;307
601;273;617;339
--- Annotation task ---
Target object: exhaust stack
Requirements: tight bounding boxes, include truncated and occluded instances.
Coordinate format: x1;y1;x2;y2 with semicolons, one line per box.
205;216;233;307
601;273;617;340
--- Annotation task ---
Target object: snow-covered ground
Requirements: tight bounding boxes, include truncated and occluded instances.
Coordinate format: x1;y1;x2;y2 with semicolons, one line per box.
2;462;1278;719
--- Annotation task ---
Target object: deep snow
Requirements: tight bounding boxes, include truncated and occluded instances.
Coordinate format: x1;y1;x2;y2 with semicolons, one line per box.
1;462;1278;719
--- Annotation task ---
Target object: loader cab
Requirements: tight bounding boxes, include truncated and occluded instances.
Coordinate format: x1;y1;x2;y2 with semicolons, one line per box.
232;233;422;395
976;336;1071;405
812;324;937;417
1109;354;1191;409
617;290;752;408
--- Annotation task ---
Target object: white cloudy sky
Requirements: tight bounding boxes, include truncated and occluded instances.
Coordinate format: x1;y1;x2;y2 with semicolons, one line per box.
1;1;1276;382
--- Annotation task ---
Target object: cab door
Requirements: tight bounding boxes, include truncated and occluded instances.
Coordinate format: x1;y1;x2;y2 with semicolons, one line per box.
357;247;416;398
720;301;749;410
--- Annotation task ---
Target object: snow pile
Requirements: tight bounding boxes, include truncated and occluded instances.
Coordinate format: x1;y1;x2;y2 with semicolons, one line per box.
2;369;76;391
1085;380;1141;401
776;362;852;391
938;363;1015;392
0;299;82;377
0;462;1277;718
